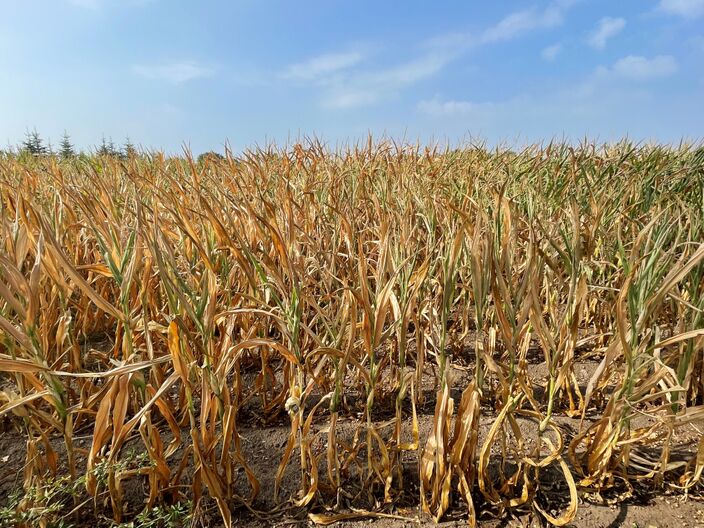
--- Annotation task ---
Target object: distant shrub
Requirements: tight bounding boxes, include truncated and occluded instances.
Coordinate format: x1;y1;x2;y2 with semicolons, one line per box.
197;151;225;164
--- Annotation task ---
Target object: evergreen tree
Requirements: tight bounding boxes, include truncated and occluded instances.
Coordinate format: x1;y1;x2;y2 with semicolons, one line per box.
59;131;76;158
97;135;117;157
97;135;107;156
21;128;48;156
107;137;117;157
123;137;137;158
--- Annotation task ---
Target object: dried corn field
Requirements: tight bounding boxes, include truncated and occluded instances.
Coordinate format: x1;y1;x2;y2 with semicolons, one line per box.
1;142;703;527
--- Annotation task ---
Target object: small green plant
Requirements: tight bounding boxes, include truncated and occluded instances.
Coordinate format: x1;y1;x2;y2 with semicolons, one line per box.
0;475;80;528
0;452;158;528
113;502;192;528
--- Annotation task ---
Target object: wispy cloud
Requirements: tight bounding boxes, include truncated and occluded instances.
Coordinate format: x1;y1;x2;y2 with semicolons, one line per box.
417;97;494;116
133;61;214;84
373;54;448;86
413;75;685;143
282;52;364;81
563;55;679;99
658;0;704;18
418;54;678;125
322;91;380;110
609;55;678;80
320;53;448;110
542;43;563;61
428;0;578;50
588;17;626;50
480;2;569;44
287;0;579;109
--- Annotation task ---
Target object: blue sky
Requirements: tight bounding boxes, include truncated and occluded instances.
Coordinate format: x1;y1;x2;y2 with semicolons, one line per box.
1;0;703;153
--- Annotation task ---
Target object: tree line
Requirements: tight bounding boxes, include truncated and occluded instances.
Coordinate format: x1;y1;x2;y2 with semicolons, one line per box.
4;129;227;164
8;129;138;159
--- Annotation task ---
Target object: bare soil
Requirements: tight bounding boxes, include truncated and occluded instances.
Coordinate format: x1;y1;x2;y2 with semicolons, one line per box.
1;353;703;527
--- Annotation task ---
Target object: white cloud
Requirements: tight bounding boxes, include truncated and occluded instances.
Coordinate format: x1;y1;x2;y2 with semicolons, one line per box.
286;0;579;110
610;55;678;80
542;43;563;61
319;54;448;110
587;17;626;50
133;61;214;84
568;55;678;98
413;75;700;144
481;4;566;43
422;0;578;51
658;0;704;18
283;52;364;81
376;54;448;85
417;97;494;116
322;91;379;110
